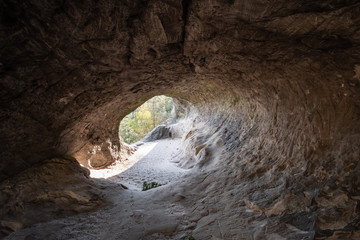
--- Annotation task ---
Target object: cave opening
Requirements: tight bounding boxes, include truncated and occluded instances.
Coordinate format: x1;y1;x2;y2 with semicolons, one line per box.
90;95;189;186
119;95;177;145
1;0;359;238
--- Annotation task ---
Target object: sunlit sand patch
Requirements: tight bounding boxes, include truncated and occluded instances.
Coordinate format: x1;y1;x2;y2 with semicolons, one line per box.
90;142;158;179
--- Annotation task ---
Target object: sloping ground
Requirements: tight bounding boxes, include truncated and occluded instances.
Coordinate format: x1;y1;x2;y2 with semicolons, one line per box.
4;126;359;239
4;139;193;240
0;0;360;239
90;138;189;189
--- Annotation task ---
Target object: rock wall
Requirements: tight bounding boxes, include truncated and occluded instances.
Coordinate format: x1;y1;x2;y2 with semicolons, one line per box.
173;80;360;237
0;0;359;238
0;157;103;238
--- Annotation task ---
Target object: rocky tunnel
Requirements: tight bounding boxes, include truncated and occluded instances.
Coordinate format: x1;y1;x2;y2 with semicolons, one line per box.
0;0;360;239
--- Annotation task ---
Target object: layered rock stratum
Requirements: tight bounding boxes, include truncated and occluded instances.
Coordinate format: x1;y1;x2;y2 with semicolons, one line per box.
0;0;359;239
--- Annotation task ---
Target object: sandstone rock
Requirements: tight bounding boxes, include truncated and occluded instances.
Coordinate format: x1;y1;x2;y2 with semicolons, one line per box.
74;138;135;169
0;221;23;236
141;125;172;142
265;193;311;217
244;199;263;213
324;230;360;240
0;0;359;238
0;157;103;237
316;195;357;230
317;193;349;208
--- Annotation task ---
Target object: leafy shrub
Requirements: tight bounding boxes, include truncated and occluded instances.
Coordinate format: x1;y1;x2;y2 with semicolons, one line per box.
142;181;162;191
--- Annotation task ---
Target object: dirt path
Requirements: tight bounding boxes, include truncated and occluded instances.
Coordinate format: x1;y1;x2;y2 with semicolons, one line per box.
5;138;194;240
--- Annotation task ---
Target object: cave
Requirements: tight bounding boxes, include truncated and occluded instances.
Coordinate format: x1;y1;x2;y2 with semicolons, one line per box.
118;95;177;145
0;0;359;239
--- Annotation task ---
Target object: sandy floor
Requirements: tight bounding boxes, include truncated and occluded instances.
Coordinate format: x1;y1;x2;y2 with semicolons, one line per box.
5;138;194;240
3;137;312;240
90;138;189;189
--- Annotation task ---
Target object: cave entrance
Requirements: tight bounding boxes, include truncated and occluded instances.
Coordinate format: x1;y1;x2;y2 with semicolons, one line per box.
119;95;176;144
90;95;189;188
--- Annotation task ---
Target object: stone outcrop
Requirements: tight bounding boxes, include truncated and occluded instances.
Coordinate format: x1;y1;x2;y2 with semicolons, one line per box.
0;157;102;238
141;125;172;142
0;0;359;238
73;138;135;169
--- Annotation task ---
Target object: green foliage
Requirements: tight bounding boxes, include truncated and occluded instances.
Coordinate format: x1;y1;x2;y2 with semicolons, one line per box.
142;181;162;191
189;236;195;240
119;95;176;144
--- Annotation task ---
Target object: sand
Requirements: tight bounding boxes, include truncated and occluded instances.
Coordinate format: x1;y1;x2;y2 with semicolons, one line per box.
5;138;194;240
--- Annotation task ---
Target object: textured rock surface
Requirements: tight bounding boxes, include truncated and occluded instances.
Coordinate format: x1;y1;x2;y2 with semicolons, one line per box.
0;157;103;238
142;125;172;142
0;0;360;238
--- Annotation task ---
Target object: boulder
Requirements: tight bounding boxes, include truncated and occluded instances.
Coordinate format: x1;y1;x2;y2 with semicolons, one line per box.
141;125;172;142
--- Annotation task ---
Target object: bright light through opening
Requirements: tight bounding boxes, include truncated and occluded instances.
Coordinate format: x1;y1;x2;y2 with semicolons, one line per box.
119;95;176;144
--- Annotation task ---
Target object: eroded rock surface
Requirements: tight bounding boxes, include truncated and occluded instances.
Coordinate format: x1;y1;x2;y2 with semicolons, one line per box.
0;157;102;238
142;125;172;142
0;0;359;238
